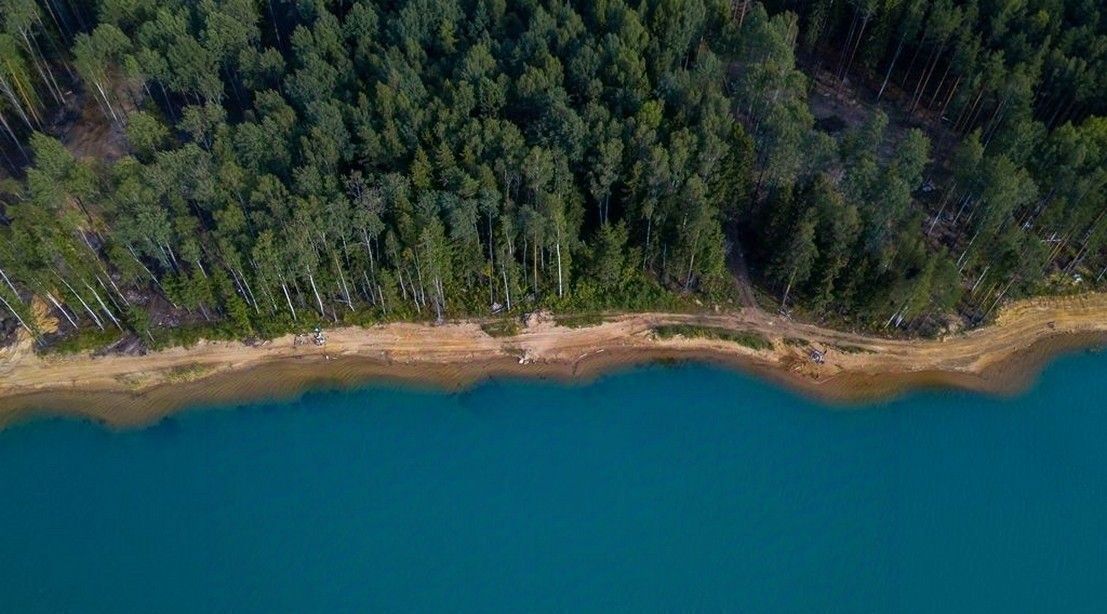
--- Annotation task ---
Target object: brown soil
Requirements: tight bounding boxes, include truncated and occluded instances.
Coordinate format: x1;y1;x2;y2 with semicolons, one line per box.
59;83;129;164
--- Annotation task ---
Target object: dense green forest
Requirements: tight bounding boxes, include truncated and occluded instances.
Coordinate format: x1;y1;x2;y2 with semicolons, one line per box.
0;0;1104;349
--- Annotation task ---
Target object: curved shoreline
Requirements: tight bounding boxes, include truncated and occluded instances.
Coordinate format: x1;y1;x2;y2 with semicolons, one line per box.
2;293;1107;428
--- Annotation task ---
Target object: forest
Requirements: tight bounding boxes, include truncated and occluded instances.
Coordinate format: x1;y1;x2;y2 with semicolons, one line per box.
0;0;1104;350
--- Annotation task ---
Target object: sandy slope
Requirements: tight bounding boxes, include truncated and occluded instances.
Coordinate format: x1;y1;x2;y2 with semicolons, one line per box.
1;292;1106;426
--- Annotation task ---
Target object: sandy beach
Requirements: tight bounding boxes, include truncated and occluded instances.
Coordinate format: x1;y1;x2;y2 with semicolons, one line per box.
2;291;1107;427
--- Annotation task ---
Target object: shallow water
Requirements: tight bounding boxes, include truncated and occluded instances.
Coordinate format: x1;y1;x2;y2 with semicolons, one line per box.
2;350;1106;612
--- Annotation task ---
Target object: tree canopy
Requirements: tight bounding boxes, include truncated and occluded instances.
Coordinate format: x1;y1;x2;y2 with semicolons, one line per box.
0;0;1104;347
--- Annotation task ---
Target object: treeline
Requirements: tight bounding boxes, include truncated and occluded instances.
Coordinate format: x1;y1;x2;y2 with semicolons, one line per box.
0;0;1104;348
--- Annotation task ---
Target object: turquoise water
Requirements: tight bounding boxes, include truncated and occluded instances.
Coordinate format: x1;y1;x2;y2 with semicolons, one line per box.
2;353;1107;613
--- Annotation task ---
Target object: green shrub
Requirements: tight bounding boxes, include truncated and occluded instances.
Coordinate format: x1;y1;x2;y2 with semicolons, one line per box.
481;318;521;337
653;324;772;351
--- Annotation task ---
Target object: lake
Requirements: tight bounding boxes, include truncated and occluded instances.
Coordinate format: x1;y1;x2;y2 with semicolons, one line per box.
2;351;1106;612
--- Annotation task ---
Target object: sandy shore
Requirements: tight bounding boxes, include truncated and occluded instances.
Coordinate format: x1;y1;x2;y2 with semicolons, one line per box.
2;292;1107;427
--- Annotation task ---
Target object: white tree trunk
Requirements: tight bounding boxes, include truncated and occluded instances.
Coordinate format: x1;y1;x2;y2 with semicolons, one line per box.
0;264;19;297
280;281;297;321
58;275;103;330
85;282;123;330
307;272;325;316
20;29;64;105
555;224;563;298
45;290;79;329
0;108;28;160
239;270;260;313
0;292;34;336
0;74;38;128
333;253;353;310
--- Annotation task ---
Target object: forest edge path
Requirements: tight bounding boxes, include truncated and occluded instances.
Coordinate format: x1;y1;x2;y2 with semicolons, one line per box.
2;291;1107;426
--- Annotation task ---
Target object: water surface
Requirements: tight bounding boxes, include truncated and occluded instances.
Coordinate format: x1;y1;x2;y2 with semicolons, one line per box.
2;352;1106;612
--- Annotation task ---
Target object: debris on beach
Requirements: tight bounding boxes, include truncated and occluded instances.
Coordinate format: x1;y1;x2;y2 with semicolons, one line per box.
524;311;550;328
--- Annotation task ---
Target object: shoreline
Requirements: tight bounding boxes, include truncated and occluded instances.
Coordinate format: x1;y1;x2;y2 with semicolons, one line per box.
2;293;1107;428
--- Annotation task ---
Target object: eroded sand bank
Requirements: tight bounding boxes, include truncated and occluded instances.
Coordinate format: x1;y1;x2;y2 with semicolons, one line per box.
2;292;1106;427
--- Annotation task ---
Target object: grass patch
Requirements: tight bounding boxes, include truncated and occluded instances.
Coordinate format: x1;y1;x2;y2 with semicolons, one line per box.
832;344;874;354
783;336;808;347
39;328;125;355
148;324;236;350
652;324;772;351
554;313;606;328
481;318;521;338
163;363;214;383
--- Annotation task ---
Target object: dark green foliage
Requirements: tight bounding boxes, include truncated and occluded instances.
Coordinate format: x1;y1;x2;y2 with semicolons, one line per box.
0;0;1104;352
38;328;126;355
123;111;169;161
480;318;520;338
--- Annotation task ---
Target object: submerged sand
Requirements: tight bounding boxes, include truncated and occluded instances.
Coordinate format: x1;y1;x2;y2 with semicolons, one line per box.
2;292;1106;427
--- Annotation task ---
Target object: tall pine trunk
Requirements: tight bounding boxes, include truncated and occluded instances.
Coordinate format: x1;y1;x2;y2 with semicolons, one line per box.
877;32;908;101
